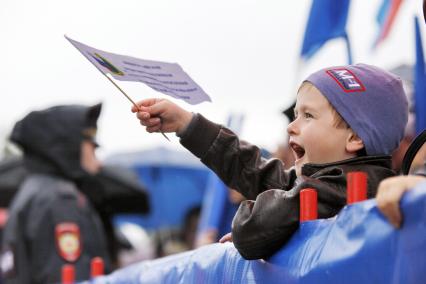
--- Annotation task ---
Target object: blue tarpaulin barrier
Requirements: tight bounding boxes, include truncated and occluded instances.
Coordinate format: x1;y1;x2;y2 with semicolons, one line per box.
84;182;426;284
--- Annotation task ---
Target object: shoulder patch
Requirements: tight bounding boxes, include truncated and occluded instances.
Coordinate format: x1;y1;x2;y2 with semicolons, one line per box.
326;68;366;93
55;223;82;262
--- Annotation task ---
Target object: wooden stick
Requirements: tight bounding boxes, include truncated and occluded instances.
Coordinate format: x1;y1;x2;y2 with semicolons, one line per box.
101;73;170;141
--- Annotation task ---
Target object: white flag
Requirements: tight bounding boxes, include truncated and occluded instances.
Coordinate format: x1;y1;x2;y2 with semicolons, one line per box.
66;36;211;105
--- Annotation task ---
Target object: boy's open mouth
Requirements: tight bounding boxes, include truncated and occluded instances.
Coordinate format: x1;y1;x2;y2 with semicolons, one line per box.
289;142;305;160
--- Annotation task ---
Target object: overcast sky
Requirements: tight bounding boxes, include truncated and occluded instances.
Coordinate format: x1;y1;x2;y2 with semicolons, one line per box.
0;0;422;159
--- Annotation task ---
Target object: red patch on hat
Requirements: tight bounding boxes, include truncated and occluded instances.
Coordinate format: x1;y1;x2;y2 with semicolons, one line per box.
326;68;366;93
55;223;82;262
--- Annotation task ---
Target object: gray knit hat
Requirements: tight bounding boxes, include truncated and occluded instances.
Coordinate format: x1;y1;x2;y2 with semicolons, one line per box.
306;63;408;155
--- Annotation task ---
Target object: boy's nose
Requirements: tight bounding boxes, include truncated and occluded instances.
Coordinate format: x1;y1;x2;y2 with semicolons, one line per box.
287;119;299;136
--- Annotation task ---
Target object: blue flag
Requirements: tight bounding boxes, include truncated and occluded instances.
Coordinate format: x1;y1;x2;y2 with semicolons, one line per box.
374;0;403;48
196;173;238;241
301;0;352;64
415;16;426;134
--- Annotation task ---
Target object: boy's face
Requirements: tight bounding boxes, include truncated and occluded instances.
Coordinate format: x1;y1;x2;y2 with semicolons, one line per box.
287;84;356;176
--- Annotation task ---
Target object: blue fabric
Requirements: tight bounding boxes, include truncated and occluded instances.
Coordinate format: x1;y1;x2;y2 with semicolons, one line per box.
196;173;239;240
415;16;426;135
114;166;209;229
301;0;352;63
82;183;426;284
376;0;390;28
196;174;228;236
108;147;211;229
374;0;391;48
374;0;403;47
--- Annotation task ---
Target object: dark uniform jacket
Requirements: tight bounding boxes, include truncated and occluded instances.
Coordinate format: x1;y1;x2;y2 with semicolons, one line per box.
179;114;396;260
2;175;110;283
1;104;111;283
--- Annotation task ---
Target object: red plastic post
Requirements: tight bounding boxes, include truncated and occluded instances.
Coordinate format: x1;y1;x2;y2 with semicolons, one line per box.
91;257;104;277
347;171;367;204
61;264;75;284
300;188;318;222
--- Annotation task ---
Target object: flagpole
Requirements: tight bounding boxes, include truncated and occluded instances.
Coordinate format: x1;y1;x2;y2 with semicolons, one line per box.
101;73;171;140
103;73;171;141
65;35;170;141
102;73;137;107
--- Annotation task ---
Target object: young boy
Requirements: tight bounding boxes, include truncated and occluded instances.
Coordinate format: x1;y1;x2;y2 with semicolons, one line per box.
132;63;408;260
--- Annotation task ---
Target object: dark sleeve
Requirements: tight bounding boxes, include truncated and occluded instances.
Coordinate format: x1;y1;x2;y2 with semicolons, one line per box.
232;176;348;260
1;205;32;283
180;114;295;199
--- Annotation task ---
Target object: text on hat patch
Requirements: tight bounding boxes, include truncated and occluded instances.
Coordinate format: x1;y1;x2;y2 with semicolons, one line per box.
326;68;366;93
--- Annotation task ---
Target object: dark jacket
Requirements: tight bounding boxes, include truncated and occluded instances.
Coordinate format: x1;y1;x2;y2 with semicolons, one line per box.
180;114;395;260
1;104;111;283
2;175;111;283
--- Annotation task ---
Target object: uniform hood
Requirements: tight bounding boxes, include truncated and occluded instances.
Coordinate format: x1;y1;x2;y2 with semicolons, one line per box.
10;103;102;180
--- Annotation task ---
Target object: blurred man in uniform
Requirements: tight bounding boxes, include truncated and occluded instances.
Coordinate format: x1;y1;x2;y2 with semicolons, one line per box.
0;103;111;283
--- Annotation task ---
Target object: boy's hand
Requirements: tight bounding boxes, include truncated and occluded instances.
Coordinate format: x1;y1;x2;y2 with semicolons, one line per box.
219;232;233;243
376;175;426;228
195;229;218;248
131;98;193;134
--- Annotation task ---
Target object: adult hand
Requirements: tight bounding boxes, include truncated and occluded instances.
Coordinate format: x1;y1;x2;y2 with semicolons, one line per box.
376;175;426;228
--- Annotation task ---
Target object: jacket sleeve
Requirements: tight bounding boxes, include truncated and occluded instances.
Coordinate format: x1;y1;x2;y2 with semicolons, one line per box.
1;183;40;284
180;114;295;199
1;205;32;284
232;175;348;260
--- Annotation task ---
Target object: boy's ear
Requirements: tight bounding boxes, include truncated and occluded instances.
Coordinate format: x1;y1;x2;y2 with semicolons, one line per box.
346;131;364;154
